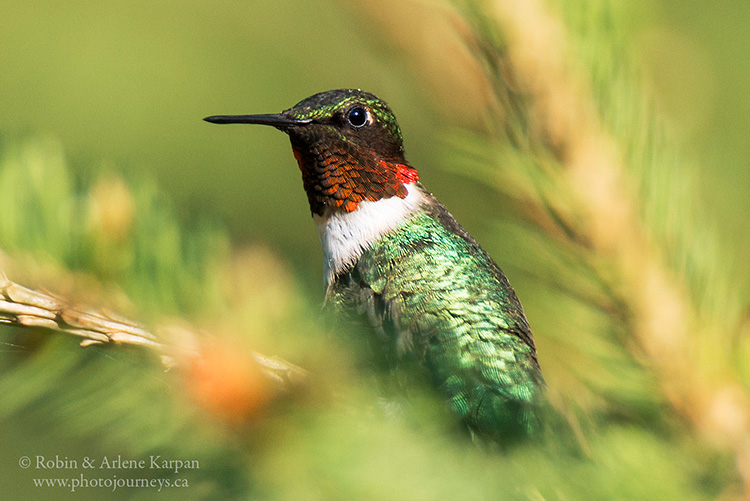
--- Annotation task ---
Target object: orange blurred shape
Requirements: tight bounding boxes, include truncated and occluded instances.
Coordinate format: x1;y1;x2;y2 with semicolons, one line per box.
185;342;273;424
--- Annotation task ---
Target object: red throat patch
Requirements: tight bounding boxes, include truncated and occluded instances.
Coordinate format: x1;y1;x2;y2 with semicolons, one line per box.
292;145;418;215
395;162;419;184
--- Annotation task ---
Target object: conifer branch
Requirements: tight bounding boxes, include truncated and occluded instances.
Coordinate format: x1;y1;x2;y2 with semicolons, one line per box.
453;0;750;492
0;273;307;392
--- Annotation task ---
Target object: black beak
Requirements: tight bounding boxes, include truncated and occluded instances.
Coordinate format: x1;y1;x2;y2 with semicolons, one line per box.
203;113;311;129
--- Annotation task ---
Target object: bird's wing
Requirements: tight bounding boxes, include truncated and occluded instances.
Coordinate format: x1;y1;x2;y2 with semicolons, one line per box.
330;205;544;440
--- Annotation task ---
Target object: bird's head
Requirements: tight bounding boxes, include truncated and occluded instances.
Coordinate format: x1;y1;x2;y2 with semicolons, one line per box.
205;89;419;215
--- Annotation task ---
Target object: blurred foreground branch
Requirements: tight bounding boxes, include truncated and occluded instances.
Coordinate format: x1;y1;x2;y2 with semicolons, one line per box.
0;273;307;392
450;0;750;494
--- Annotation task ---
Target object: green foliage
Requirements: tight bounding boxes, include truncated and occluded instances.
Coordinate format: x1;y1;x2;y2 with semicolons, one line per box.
441;0;747;497
0;137;249;499
0;1;747;499
0;135;227;316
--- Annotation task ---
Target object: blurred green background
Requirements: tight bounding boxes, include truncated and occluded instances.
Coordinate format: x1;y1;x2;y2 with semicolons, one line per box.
1;0;749;499
1;0;448;290
1;0;748;277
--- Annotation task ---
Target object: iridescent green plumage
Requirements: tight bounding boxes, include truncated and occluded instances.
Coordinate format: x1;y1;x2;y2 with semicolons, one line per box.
205;88;544;444
327;190;544;441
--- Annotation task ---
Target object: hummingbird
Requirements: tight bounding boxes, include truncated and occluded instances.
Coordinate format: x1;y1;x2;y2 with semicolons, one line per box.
205;89;544;443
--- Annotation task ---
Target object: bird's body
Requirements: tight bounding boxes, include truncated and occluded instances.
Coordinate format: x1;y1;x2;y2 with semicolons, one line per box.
206;89;544;442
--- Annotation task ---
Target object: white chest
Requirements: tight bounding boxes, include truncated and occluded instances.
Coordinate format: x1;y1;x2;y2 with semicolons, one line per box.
313;183;426;285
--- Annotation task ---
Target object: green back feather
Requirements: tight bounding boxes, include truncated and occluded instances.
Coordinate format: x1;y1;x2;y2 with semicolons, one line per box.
328;190;545;442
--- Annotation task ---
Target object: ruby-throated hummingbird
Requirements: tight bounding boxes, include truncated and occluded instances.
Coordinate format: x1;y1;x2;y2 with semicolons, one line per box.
205;89;544;443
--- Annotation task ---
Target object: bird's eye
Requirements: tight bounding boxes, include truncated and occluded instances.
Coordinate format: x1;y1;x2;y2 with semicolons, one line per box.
346;106;369;128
